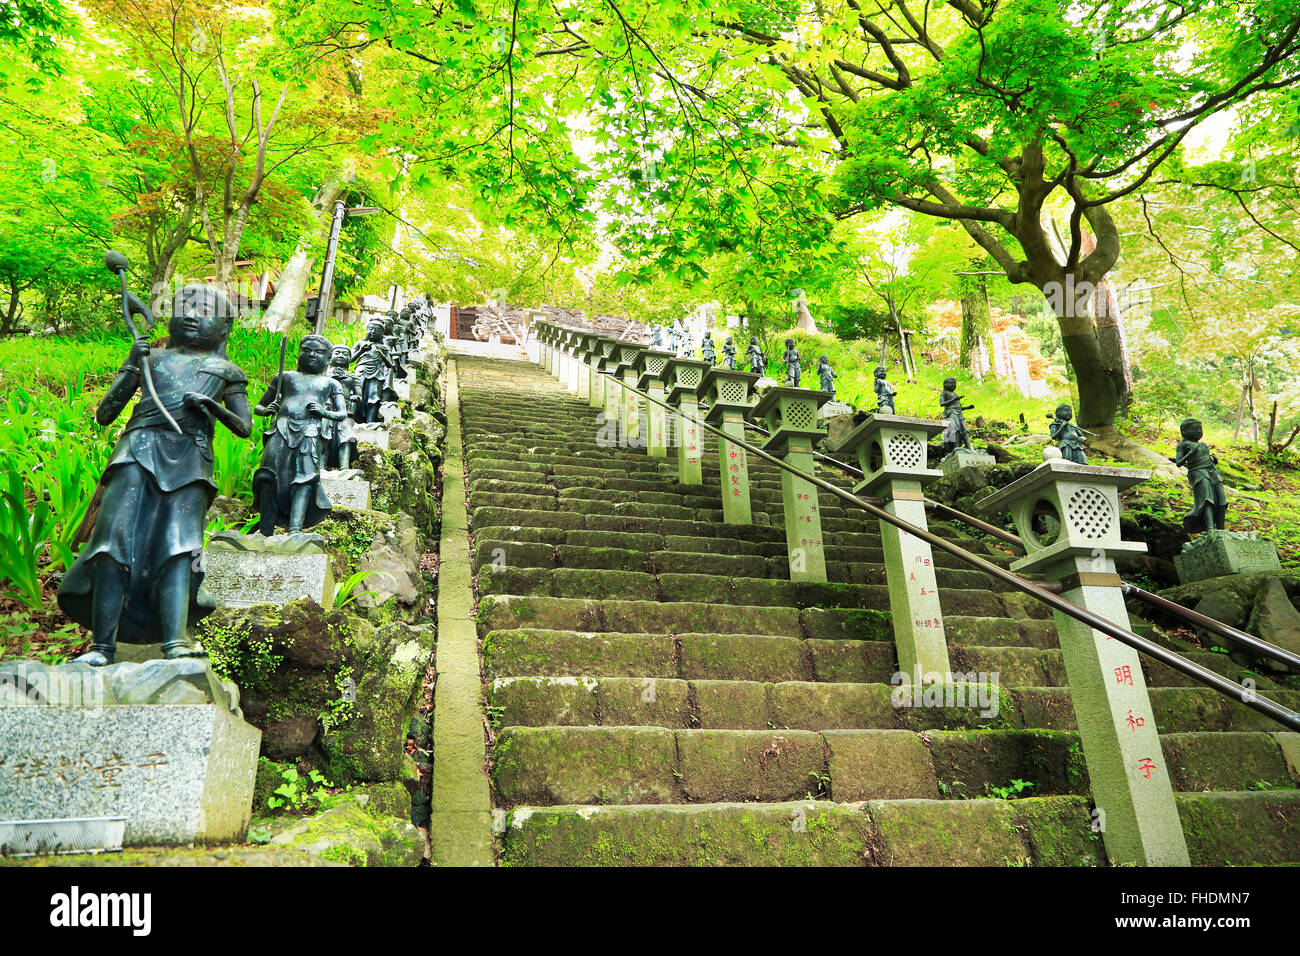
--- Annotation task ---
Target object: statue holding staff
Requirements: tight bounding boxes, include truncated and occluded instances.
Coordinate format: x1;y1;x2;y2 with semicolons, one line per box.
252;335;349;535
58;256;252;666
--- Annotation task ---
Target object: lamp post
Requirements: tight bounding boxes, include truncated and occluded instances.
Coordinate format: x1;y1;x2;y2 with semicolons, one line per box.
314;202;380;334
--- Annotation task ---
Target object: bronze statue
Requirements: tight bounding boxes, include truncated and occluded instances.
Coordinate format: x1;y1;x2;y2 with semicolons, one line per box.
874;365;895;414
325;344;360;469
817;355;836;397
783;338;802;387
940;376;975;455
1174;418;1228;533
701;332;717;365
746;336;765;376
253;335;349;535
722;336;737;370
350;319;397;423
1048;404;1088;464
58;262;252;666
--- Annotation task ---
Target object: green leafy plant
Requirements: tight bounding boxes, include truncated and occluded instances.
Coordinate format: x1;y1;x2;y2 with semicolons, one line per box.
0;468;55;609
333;569;381;609
266;766;332;813
987;779;1036;800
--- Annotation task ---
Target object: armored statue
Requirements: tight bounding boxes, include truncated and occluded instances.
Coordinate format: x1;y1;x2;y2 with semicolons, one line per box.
58;279;252;666
350;319;397;423
817;355;837;398
782;338;802;388
874;365;895;414
939;376;975;455
651;325;666;349
746;336;765;376
722;336;737;370
1048;404;1088;465
252;335;349;535
1173;418;1228;534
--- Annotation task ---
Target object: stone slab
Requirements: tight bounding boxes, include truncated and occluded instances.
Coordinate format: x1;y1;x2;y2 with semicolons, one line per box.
1174;530;1282;584
939;448;997;476
320;477;372;510
0;659;239;714
0;704;260;846
198;539;333;609
352;423;389;449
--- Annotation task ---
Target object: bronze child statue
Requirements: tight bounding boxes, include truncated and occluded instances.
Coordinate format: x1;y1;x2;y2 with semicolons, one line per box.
253;335;349;535
1173;418;1228;533
817;355;836;397
939;376;975;456
722;336;737;370
782;338;802;387
325;344;360;469
746;336;765;376
701;332;716;365
874;365;895;414
351;319;397;423
58;276;252;666
1048;403;1088;464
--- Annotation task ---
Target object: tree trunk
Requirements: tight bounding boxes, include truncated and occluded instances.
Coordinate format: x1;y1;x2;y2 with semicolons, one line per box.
1079;229;1134;414
958;278;992;380
260;181;345;333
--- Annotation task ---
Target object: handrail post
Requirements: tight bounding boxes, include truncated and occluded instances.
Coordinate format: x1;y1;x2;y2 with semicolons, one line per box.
665;358;711;485
634;349;675;459
979;461;1191;867
835;413;953;683
591;337;617;412
700;367;758;524
751;386;831;581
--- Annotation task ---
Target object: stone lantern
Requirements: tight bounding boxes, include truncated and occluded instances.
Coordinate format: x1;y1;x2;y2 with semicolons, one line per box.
664;357;711;485
700;367;758;524
978;460;1189;867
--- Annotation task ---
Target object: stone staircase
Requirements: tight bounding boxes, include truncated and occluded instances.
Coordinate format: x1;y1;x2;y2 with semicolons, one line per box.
455;353;1300;866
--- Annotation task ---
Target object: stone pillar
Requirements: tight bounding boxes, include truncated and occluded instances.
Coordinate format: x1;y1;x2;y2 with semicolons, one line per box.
565;331;581;395
979;461;1190;867
538;323;552;371
752;387;831;582
573;333;593;401
634;349;675;459
552;328;567;381
589;336;613;410
700;368;758;525
836;414;952;682
614;344;645;445
602;341;621;428
665;358;711;486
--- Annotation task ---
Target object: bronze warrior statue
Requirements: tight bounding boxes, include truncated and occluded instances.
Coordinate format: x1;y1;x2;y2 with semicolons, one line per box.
1174;418;1228;534
351;319;397;423
58;279;252;666
253;335;349;535
325;344;360;469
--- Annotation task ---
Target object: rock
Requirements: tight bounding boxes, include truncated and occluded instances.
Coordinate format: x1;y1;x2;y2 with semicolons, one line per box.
1191;588;1254;632
196;602;433;784
1247;576;1300;665
355;513;423;613
265;801;424;866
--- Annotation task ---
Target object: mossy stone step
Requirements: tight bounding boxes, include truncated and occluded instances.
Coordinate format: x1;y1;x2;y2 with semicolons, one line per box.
490;678;1015;733
1011;686;1300;733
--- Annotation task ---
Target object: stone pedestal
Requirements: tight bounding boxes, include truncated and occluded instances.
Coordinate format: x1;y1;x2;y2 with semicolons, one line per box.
320;471;372;510
0;659;259;847
836;413;951;682
666;358;711;486
939;447;996;475
753;387;831;582
635;349;675;459
818;400;855;419
353;423;389;450
198;531;334;609
1174;530;1282;583
979;461;1190;867
702;368;758;525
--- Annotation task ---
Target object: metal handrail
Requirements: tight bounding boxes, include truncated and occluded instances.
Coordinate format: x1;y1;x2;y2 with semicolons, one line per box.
738;407;1300;671
590;366;1300;731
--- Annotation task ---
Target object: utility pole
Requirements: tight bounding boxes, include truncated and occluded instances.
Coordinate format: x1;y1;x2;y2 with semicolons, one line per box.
313;202;380;334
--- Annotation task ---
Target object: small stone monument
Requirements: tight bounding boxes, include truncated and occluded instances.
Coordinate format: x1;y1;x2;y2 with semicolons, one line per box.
752;386;831;581
320;468;372;510
0;658;260;847
835;413;952;682
198;531;334;609
978;460;1190;867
